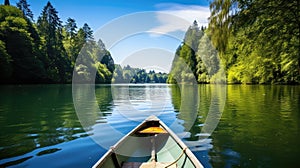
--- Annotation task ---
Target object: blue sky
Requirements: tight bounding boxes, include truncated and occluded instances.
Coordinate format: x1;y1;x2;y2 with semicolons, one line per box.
13;0;211;72
22;0;209;29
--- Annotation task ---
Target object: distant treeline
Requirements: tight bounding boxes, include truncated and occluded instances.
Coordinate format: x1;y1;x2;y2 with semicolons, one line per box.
113;65;168;84
168;0;299;84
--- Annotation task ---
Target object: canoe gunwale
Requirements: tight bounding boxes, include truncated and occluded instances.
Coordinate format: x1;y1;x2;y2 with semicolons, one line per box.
92;115;203;168
157;117;203;168
92;119;148;168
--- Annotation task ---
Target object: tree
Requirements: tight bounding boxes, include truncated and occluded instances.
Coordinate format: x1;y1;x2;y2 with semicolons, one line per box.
37;2;63;47
167;45;184;84
111;65;167;84
0;1;119;84
16;0;34;21
207;0;299;84
69;27;86;63
4;0;9;5
208;0;236;57
184;20;202;51
196;34;220;83
16;0;41;55
111;64;124;83
37;1;71;82
168;21;205;84
97;39;114;73
65;18;77;37
0;5;46;83
73;38;115;84
82;23;93;41
69;23;94;64
64;18;78;64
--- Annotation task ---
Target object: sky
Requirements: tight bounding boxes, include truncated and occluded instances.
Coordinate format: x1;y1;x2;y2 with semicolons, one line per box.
12;0;211;72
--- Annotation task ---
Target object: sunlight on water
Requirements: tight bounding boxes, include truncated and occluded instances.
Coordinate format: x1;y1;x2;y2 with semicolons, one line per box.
0;84;299;167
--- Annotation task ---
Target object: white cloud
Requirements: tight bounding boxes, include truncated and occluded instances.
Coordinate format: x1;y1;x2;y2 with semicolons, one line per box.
149;3;210;35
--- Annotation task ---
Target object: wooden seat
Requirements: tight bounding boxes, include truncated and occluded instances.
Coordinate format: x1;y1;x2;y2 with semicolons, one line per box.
140;162;177;168
139;127;167;134
122;162;177;168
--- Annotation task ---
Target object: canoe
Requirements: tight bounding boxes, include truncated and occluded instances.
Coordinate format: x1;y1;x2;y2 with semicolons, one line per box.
93;115;204;168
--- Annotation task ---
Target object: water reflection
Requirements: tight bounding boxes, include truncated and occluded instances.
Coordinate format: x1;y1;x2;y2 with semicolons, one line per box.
0;85;87;160
169;84;226;168
110;84;172;121
209;85;300;168
0;84;299;168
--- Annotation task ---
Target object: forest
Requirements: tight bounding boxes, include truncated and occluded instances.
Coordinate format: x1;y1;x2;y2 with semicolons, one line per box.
1;0;299;84
112;65;168;84
168;0;299;84
0;0;165;84
1;1;111;83
0;1;114;83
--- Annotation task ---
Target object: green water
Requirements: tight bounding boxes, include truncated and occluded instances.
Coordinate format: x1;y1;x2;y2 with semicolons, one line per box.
0;84;299;168
210;85;300;167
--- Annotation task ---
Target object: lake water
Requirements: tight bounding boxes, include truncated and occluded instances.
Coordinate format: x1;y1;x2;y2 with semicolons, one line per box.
0;84;299;168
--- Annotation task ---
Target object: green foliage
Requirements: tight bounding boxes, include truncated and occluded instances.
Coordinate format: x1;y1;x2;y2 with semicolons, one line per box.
0;2;116;84
16;0;33;21
0;40;12;79
63;17;78;64
96;63;112;83
82;23;93;41
168;21;222;84
0;5;46;83
0;2;167;84
65;18;77;37
112;65;168;84
196;34;220;83
73;40;115;84
68;22;116;84
168;21;204;84
205;0;300;84
209;0;234;56
37;2;70;82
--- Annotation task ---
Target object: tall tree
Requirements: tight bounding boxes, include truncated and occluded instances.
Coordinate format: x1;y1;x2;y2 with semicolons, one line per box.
37;1;71;82
98;39;115;73
16;0;34;21
64;18;78;63
4;0;9;5
82;23;94;41
65;18;77;38
37;1;63;47
168;21;204;84
184;20;202;51
70;23;94;65
16;0;40;51
196;34;220;83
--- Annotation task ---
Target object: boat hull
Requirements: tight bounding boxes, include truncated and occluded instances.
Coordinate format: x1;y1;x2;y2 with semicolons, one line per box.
93;116;203;168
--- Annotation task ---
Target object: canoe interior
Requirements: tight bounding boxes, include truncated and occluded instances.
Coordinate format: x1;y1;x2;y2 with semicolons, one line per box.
94;118;201;168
